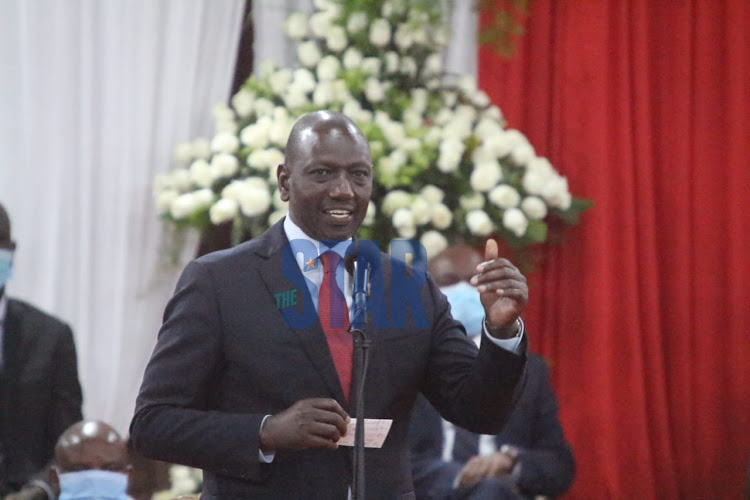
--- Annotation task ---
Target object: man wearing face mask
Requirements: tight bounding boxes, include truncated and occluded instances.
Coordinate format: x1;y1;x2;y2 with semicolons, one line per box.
0;202;84;500
50;420;132;500
409;245;575;500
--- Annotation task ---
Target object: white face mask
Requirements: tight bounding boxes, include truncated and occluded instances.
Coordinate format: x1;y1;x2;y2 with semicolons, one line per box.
58;469;129;500
0;248;12;289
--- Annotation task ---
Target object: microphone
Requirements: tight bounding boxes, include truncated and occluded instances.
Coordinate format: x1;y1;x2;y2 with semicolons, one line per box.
348;239;380;330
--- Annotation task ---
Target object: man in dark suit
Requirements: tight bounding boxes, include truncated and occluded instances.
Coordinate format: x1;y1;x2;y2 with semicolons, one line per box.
0;203;84;500
130;110;530;499
410;246;574;499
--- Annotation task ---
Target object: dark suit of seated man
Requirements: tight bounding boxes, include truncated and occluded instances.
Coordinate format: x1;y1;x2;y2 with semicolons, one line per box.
409;246;575;499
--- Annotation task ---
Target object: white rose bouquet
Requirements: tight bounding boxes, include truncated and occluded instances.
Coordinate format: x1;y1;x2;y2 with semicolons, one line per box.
154;0;591;259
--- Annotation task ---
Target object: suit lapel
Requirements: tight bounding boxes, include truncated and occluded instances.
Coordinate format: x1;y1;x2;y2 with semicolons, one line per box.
254;220;348;406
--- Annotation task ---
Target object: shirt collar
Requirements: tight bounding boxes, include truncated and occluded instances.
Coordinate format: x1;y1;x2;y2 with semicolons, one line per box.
283;215;352;264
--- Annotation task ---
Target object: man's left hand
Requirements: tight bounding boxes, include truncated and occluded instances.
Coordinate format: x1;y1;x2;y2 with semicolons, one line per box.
470;239;528;339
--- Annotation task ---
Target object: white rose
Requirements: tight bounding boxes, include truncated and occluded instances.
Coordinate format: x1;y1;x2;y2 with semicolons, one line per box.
466;209;494;236
342;47;363;69
361;57;382;75
298;40;322;68
193;188;214;209
502;208;528;237
402;137;421;153
394;23;413;50
470;161;503;192
420;230;448;259
238;185;271;217
230;89;255;118
369;18;391;47
521;196;548;220
483;105;503;120
435;107;453;125
172;141;193;165
522;169;549;196
291;68;317;93
245;177;269;192
170;169;192;192
312;80;334;107
155;189;178;215
317;55;341;82
211;154;239;179
381;1;393;17
283;90;309;110
380;121;406;148
482;130;515;159
455;105;477;124
420;185;444;204
269;119;293;146
458;74;477;94
392;207;415;229
212;103;234;123
209;198;239;225
442;117;473;141
247;149;271;171
511;143;536;166
384;51;399;73
437;139;465;173
211;132;239;154
284;12;308;40
191;137;212;160
309;11;334;38
472;90;491;107
424;126;442;145
474;117;504;141
326;26;348;52
268;209;286;226
410;197;432;225
488;184;521;209
363;201;376;226
189;159;213;187
460;193;485;210
541;176;572;209
268;68;292;95
411;88;428;112
397;224;416;239
240;124;270;150
430;203;453;230
214;119;238;134
364;77;386;102
169;193;196;220
347;12;368;34
382;190;411;215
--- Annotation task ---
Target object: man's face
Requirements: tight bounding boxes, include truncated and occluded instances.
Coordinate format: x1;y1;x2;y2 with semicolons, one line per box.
278;124;372;241
57;440;130;473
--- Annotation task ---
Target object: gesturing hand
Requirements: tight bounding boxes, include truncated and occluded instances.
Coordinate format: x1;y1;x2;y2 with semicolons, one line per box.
259;398;350;452
470;239;528;338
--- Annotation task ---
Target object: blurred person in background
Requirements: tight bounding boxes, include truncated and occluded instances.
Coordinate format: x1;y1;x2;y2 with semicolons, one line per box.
0;202;83;500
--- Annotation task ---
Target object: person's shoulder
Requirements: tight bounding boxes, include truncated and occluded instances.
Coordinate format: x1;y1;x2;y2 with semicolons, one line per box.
7;297;71;331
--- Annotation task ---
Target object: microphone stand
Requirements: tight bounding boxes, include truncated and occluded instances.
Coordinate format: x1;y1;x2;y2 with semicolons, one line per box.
349;271;370;500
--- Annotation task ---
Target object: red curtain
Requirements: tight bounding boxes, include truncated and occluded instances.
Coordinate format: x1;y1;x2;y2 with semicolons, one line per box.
479;1;750;498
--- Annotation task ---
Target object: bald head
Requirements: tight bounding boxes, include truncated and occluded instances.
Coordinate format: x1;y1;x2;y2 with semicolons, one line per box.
0;202;15;250
55;420;130;473
283;110;370;169
428;245;483;287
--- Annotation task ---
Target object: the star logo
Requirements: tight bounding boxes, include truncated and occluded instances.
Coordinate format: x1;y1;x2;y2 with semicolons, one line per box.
305;256;317;271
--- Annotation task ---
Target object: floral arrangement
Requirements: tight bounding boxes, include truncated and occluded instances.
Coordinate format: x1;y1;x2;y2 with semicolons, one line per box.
153;0;590;259
151;465;202;499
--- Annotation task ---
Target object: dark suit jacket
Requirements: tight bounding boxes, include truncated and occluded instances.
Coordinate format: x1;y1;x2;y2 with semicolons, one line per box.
131;220;526;499
410;353;574;499
0;298;83;495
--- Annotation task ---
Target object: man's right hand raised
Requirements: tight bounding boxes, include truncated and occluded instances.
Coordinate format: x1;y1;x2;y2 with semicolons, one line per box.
259;398;350;453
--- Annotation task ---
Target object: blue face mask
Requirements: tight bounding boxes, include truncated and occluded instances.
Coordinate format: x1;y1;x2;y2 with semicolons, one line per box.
58;470;129;500
441;281;484;337
0;249;12;289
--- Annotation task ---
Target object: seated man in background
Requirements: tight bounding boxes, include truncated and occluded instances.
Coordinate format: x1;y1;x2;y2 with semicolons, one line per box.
410;245;575;499
0;203;83;500
50;420;131;500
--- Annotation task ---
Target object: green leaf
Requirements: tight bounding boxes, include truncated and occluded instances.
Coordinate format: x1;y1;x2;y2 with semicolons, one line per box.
525;219;548;243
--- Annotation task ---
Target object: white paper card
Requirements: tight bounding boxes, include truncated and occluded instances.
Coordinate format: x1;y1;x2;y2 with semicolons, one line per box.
337;418;393;448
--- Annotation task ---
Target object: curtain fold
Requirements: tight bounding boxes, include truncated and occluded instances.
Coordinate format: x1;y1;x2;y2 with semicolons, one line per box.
479;0;750;497
0;0;246;434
